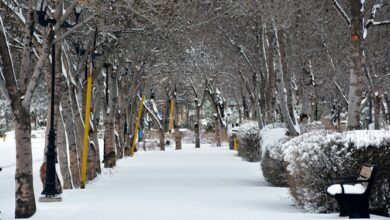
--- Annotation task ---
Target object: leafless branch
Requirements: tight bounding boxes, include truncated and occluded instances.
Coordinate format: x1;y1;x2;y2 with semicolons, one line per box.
332;0;351;26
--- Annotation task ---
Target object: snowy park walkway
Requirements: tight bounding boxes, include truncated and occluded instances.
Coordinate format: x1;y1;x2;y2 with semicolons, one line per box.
0;142;388;220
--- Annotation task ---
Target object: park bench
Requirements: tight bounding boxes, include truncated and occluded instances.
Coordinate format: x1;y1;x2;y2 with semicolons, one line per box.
327;164;377;219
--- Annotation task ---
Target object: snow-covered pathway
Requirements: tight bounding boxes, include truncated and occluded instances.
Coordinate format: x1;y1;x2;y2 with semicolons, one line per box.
1;143;388;220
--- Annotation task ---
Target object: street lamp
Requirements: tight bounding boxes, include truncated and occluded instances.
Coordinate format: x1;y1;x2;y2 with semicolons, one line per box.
35;0;82;202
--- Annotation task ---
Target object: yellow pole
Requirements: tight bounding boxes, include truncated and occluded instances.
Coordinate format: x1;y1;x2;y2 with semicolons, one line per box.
168;99;175;131
80;67;93;189
130;95;145;157
233;138;238;151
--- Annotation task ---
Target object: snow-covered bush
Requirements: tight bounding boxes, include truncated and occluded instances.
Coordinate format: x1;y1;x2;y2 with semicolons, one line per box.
300;121;325;134
260;123;290;187
236;121;261;162
284;130;390;214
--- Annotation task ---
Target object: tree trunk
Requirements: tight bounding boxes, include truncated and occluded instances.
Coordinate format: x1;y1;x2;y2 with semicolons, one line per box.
174;96;182;150
194;99;201;148
70;85;84;172
91;85;103;174
115;108;123;159
91;126;101;174
65;113;80;189
87;141;97;181
54;18;72;189
278;28;297;125
57;107;72;189
212;99;222;147
104;69;117;167
266;31;276;123
274;25;299;136
233;91;242;124
347;0;364;129
115;80;125;158
159;128;165;151
163;98;170;132
14;109;36;218
301;60;313;118
253;74;264;130
242;95;250;119
214;114;222;147
374;92;381;130
261;25;270;123
0;3;37;218
5;111;10;131
124;103;133;156
384;93;390;125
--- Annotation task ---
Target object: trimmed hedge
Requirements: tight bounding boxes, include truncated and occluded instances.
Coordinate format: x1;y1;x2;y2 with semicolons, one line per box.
284;130;390;215
261;150;289;187
236;121;261;162
260;123;289;187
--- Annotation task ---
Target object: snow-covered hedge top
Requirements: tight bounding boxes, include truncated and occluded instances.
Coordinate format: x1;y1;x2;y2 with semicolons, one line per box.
260;123;288;160
341;130;390;148
283;129;390;172
236;121;259;139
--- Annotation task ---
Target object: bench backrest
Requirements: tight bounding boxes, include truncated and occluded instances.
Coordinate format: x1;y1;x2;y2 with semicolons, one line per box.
358;165;374;181
358;164;377;195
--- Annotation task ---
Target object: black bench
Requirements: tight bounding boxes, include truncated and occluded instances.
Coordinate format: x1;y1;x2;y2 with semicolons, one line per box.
327;164;377;218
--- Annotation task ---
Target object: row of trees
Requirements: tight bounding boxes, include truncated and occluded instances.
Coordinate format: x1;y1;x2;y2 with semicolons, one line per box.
0;0;389;218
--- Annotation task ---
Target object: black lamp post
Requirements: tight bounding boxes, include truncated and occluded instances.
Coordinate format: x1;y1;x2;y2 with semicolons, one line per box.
35;0;81;201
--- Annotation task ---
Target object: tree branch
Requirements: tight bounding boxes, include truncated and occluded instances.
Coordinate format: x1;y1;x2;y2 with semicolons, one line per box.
54;1;78;32
0;69;11;104
53;15;95;44
332;0;351;25
365;3;390;29
238;70;255;104
138;94;163;131
333;77;349;106
0;14;18;97
22;29;53;108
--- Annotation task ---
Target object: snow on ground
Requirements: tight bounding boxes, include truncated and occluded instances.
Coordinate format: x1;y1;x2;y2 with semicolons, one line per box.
0;135;388;220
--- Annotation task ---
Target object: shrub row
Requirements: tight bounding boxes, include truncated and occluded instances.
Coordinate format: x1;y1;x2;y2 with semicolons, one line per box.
283;130;390;214
260;123;390;215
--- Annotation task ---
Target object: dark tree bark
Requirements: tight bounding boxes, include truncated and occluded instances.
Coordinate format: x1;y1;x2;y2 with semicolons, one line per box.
104;67;117;167
266;31;276;123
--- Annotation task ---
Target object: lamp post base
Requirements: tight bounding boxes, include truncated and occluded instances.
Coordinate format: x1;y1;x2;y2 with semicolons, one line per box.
39;196;62;203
